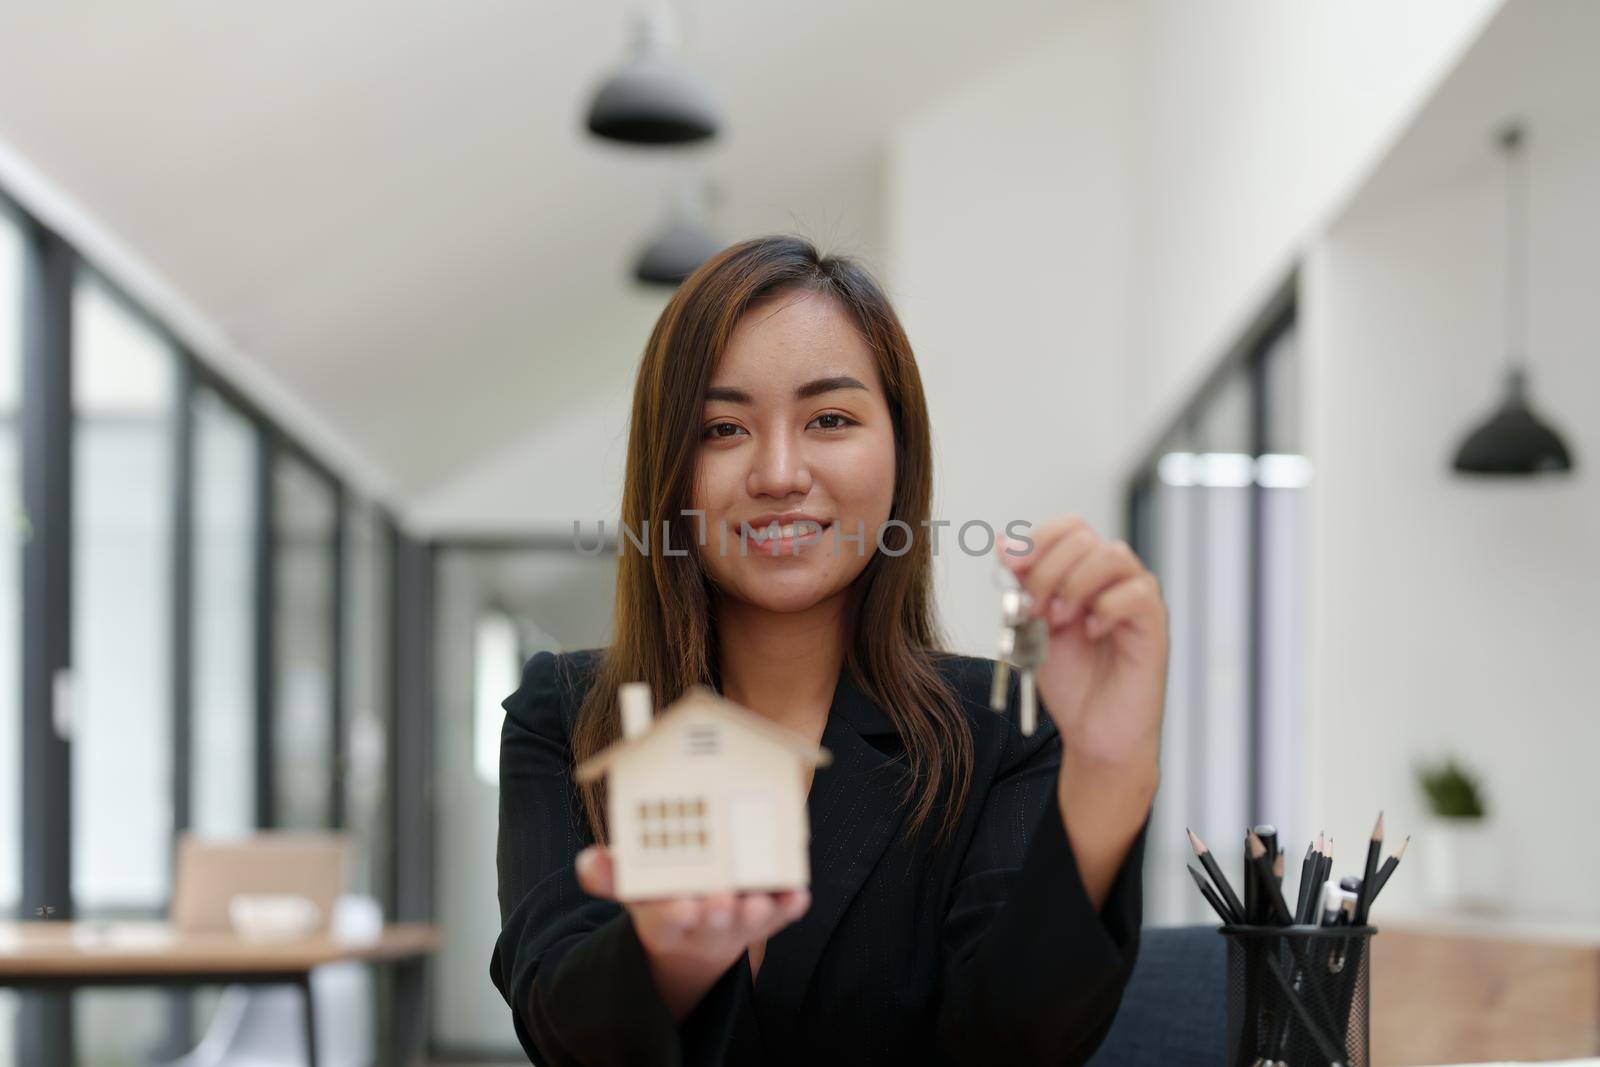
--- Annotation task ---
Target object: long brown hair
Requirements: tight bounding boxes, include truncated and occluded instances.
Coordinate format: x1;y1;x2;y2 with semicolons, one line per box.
571;234;973;850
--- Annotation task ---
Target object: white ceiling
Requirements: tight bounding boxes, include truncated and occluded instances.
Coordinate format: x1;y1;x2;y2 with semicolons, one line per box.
0;0;1082;500
1340;0;1600;225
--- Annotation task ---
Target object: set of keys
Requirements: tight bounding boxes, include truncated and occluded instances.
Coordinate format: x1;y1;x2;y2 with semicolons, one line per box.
989;582;1049;736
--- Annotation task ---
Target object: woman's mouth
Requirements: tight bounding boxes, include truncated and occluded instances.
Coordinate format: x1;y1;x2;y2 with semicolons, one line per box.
745;519;833;556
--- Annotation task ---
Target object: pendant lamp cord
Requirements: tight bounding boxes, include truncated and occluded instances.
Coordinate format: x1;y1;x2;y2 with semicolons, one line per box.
1501;123;1527;378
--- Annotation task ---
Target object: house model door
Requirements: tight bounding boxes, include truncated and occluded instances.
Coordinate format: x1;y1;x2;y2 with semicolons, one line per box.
728;789;780;886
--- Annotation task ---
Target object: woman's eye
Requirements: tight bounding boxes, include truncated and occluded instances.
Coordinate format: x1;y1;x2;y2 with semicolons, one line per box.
810;412;854;431
704;421;745;440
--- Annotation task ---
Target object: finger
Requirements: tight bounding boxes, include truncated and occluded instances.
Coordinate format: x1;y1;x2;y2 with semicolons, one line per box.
1085;573;1164;640
1018;527;1097;618
736;893;775;933
774;888;811;924
575;845;615;900
1046;596;1083;629
659;896;701;942
1055;540;1144;624
633;895;697;949
997;516;1089;576
701;891;738;931
765;889;811;931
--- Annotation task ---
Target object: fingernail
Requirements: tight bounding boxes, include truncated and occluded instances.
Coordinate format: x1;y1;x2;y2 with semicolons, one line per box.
1050;600;1079;626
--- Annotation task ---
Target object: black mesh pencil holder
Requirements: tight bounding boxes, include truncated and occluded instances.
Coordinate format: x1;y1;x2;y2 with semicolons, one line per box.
1221;925;1375;1067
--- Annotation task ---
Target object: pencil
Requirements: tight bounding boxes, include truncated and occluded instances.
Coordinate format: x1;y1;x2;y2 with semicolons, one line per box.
1187;864;1232;924
1247;829;1294;925
1295;840;1317;924
1254;823;1281;926
1187;828;1246;923
1368;834;1411;903
1243;830;1258;923
1254;823;1280;877
1354;811;1384;925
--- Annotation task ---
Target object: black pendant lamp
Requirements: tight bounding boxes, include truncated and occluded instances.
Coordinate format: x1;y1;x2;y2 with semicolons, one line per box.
1452;123;1575;476
634;178;722;286
586;3;722;146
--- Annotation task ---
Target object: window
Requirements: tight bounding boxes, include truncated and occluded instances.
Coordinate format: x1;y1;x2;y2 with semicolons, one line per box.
70;268;179;1062
0;203;22;1064
637;796;709;853
1128;295;1307;927
472;610;519;787
272;453;338;829
2;196;406;1064
190;387;259;838
70;270;178;909
344;498;394;898
432;544;617;1053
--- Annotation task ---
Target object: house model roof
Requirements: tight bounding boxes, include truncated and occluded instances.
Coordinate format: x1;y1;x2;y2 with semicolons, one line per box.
573;685;833;784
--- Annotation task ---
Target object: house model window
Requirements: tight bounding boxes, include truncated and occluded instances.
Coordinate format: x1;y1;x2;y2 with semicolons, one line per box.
575;681;833;900
637;797;709;852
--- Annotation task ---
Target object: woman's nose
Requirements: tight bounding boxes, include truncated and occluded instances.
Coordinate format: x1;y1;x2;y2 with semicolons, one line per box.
746;428;812;499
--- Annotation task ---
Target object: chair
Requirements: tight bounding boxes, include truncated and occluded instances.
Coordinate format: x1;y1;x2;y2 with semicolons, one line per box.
159;894;381;1067
1087;924;1229;1065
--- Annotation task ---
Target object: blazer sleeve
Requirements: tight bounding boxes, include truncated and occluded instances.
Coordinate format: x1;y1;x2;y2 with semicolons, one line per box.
934;719;1149;1066
489;650;751;1067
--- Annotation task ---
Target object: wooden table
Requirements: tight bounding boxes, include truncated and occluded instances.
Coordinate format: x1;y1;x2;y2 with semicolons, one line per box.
0;921;440;1067
1373;912;1600;1064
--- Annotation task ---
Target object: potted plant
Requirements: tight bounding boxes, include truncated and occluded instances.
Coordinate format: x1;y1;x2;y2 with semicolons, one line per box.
1415;756;1500;910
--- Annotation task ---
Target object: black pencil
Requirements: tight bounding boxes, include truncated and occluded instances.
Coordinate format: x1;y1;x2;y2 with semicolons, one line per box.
1187;828;1246;923
1243;830;1258;923
1255;823;1281;927
1368;834;1411;904
1354;811;1384;925
1295;838;1317;924
1187;864;1232;924
1247;829;1294;925
1254;823;1280;884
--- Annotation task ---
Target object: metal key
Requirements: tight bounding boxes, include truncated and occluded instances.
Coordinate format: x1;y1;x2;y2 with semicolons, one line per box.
991;586;1049;735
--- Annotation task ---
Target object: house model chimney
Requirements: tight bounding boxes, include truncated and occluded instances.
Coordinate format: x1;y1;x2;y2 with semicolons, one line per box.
619;682;653;739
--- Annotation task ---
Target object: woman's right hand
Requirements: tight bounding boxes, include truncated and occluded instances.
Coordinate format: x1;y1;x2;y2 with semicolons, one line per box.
575;844;811;1018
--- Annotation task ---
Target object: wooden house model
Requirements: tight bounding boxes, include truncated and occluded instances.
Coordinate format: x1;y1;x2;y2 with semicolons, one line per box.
574;682;832;901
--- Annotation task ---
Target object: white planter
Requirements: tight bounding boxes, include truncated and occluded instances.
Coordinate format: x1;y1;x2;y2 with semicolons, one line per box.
1421;816;1504;911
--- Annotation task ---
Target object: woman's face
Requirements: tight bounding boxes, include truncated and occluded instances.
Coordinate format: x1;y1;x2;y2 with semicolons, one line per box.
691;288;897;615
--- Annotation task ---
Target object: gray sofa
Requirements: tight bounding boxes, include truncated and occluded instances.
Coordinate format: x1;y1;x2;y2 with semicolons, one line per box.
1088;925;1228;1065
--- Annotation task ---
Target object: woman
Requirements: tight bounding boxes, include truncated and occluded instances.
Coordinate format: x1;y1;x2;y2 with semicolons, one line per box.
490;235;1168;1066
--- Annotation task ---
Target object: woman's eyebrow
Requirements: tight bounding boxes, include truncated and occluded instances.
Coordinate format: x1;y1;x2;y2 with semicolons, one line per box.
704;375;869;404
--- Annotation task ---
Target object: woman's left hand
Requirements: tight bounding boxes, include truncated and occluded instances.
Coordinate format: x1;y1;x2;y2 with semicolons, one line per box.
997;517;1168;772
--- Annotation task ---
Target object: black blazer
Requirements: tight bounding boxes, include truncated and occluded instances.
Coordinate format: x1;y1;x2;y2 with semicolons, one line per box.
491;648;1149;1066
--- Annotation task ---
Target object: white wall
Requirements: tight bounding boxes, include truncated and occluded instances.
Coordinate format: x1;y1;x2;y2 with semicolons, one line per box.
409;147;891;536
1120;0;1502;459
883;0;1500;657
1302;127;1600;921
886;0;1136;656
408;335;640;535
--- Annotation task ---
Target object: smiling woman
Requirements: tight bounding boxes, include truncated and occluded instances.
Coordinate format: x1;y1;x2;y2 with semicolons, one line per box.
491;234;1167;1067
582;236;953;846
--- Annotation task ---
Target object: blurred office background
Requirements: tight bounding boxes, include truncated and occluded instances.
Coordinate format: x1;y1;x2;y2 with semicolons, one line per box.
1;0;1596;1063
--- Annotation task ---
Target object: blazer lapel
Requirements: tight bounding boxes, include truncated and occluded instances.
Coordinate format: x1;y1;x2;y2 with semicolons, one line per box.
752;660;908;1026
